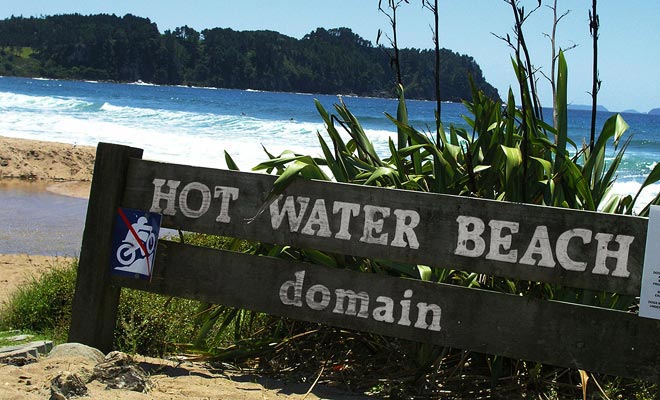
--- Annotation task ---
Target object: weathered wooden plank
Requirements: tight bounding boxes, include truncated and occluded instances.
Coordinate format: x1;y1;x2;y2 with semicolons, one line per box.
69;143;144;352
121;159;648;295
114;240;660;380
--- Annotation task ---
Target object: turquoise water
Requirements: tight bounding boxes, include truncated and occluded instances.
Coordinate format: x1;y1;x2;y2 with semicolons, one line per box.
0;77;660;181
0;76;658;254
1;76;658;182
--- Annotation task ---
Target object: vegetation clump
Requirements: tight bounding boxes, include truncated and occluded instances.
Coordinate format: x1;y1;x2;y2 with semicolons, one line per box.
0;259;199;356
1;260;77;340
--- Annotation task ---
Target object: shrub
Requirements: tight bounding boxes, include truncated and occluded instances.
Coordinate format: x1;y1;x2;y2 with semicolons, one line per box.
0;258;202;356
0;260;77;341
115;288;200;355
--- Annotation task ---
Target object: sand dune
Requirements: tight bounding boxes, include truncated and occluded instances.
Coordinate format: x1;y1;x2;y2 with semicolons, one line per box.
0;136;94;198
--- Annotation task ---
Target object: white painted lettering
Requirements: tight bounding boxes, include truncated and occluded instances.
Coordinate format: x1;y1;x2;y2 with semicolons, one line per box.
519;225;556;268
592;233;634;277
332;201;360;240
279;270;305;307
333;289;369;318
414;303;442;331
150;178;180;215
556;229;592;271
305;284;331;310
301;199;332;237
454;215;486;257
179;182;211;218
372;296;395;323
398;289;413;326
360;205;390;245
485;220;519;263
279;271;442;331
390;209;420;249
213;186;239;223
270;195;310;232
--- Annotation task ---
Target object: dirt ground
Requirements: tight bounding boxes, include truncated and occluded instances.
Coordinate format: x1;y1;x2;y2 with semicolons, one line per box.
0;136;374;399
0;351;370;399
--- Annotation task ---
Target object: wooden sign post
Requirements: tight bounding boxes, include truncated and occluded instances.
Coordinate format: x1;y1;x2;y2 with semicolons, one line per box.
70;143;660;381
69;143;143;352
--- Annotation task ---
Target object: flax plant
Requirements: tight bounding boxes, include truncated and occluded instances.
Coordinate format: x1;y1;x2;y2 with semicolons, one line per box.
199;2;660;396
227;49;659;395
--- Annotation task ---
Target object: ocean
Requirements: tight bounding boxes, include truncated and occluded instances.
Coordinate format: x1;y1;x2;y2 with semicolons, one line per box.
0;76;658;255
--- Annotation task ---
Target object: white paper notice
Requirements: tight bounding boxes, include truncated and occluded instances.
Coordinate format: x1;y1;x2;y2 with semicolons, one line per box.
639;205;660;319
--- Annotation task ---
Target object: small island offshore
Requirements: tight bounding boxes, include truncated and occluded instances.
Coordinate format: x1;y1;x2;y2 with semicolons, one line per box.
0;13;499;101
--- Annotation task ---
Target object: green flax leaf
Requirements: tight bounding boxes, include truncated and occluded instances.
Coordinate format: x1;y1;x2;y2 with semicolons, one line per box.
224;151;240;171
501;145;522;182
554;51;568;174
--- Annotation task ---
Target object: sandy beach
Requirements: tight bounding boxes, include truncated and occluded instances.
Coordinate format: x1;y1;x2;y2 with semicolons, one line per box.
0;135;94;302
0;135;95;198
0;135;95;303
0;136;361;400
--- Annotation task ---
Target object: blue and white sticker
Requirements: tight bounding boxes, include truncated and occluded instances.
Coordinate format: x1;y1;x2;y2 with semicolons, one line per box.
110;207;161;279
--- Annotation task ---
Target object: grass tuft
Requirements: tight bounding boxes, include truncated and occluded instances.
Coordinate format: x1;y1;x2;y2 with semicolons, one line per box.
0;260;77;342
0;257;205;356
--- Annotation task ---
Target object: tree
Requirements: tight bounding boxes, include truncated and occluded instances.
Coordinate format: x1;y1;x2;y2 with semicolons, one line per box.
0;14;500;102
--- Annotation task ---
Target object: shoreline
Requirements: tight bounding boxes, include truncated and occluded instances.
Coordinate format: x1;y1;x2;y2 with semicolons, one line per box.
6;75;647;112
0;137;90;304
1;74;468;104
46;180;91;199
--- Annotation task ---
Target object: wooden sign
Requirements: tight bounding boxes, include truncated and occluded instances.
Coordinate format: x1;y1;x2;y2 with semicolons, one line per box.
70;143;658;381
121;158;646;295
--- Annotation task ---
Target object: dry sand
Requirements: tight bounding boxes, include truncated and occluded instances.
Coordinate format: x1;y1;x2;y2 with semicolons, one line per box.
0;352;365;399
0;136;369;399
0;352;365;400
0;135;94;198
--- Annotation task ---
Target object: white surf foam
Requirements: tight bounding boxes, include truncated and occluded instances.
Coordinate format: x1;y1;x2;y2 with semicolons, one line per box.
0;91;93;111
611;181;659;212
3;89;656;214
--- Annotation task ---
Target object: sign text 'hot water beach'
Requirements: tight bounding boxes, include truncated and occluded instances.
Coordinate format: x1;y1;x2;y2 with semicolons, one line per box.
149;178;636;279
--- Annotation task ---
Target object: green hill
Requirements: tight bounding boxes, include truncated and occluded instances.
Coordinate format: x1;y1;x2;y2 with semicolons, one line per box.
0;14;499;101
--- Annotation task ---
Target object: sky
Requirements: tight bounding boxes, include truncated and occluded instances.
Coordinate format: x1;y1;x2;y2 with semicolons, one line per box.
2;0;659;113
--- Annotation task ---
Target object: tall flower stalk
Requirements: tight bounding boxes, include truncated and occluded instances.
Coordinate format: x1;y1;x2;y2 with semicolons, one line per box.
589;0;600;152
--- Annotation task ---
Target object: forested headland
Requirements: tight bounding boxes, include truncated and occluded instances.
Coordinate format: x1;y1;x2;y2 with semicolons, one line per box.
0;13;499;101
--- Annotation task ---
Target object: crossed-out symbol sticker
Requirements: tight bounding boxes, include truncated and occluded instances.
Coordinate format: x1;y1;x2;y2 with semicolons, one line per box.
110;207;161;281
